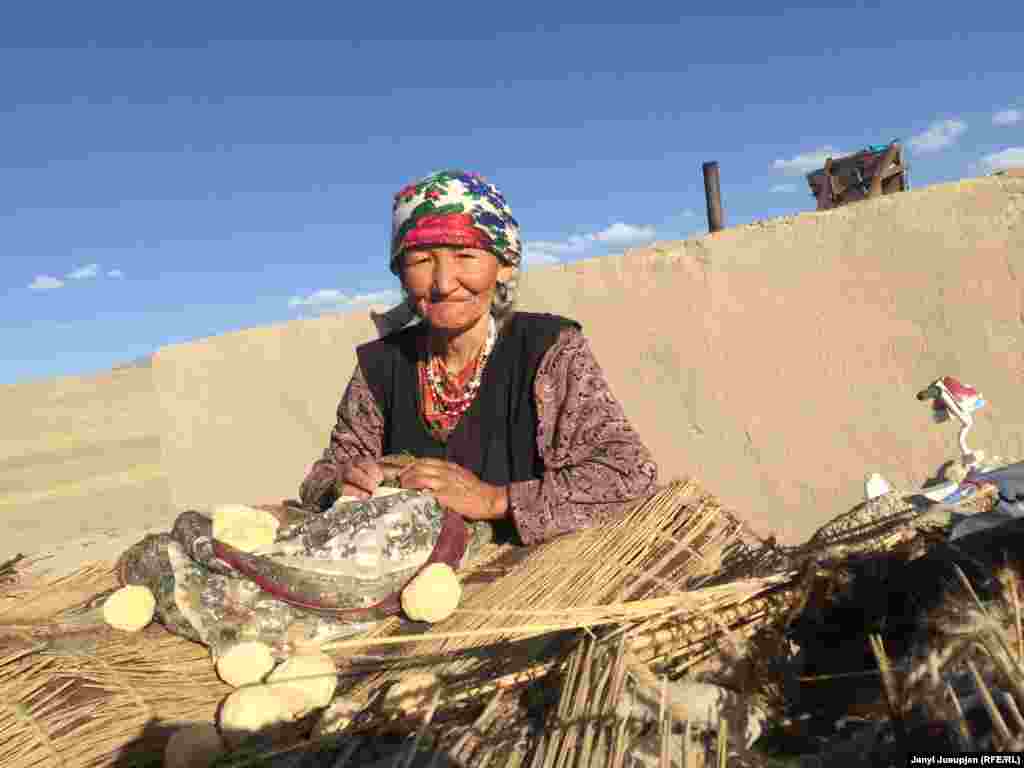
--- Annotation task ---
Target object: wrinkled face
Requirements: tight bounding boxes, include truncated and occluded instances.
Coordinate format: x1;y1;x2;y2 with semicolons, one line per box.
400;246;514;333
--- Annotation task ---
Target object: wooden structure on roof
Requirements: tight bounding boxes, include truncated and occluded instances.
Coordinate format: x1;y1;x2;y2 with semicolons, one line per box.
807;141;908;211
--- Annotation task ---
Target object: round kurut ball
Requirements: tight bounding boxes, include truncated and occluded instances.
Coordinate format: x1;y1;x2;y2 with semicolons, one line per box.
400;563;462;624
211;503;280;553
218;685;300;750
215;641;277;688
102;585;156;632
265;652;338;714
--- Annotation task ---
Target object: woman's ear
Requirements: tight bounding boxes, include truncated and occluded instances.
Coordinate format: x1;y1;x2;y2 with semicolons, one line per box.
497;263;515;283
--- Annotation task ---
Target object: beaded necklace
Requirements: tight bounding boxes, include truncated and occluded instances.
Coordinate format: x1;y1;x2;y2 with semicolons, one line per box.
424;315;497;418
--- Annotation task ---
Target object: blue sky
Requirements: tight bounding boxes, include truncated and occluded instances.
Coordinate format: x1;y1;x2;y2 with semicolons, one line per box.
2;1;1022;385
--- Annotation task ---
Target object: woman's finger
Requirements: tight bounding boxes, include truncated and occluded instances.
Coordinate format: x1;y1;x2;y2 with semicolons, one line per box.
338;483;372;500
342;466;369;488
400;465;444;484
367;461;385;485
401;466;450;489
352;459;385;485
342;465;379;496
343;478;374;497
401;472;435;490
401;470;445;492
410;458;461;474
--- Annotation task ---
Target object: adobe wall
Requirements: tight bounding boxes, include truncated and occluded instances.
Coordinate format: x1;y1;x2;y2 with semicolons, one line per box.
151;173;1024;543
514;173;1024;541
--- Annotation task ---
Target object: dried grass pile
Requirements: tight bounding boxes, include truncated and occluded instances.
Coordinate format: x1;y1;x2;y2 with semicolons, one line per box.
1;470;1016;768
320;480;779;711
0;479;770;767
0;557;119;627
0;632;229;768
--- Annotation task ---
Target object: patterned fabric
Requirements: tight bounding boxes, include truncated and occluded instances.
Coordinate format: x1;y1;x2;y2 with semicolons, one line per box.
300;324;659;546
390;169;522;271
117;533;375;660
117;491;494;660
174;492;467;618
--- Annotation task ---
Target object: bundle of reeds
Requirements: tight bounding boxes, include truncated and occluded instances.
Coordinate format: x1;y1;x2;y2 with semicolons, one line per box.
2;472;1002;768
323;481;765;705
0;480;763;767
794;483;1000;566
520;633;755;768
0;557;119;627
0;624;231;768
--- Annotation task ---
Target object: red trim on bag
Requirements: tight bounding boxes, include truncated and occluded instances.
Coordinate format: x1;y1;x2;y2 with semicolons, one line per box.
212;507;468;620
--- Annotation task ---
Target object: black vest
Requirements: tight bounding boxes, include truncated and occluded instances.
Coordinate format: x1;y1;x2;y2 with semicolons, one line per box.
356;311;580;489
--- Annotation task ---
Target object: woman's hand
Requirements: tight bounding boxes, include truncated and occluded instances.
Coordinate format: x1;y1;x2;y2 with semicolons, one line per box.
336;458;385;500
398;458;508;521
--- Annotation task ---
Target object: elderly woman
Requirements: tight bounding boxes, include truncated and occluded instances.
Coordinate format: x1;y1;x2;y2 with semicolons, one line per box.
114;170;658;665
299;169;658;547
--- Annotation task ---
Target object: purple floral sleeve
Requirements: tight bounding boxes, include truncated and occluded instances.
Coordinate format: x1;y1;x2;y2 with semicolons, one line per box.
507;327;659;546
298;364;385;509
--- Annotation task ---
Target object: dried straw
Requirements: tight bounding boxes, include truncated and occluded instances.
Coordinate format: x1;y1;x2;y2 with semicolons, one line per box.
331;480;759;708
0;558;118;626
2;474;920;767
0;480;755;768
0;626;229;768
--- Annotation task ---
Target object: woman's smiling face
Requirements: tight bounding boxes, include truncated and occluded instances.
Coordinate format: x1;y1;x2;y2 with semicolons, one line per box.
400;246;514;332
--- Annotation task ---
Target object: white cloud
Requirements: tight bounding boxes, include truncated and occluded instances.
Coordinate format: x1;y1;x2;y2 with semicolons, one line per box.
522;246;562;267
993;109;1022;127
908;119;967;153
680;208;697;218
980;147;1024;172
591;221;657;245
770;183;797;193
107;269;124;279
66;263;100;280
526;236;589;257
289;289;345;308
29;275;64;291
344;290;402;307
289;289;400;311
522;220;657;268
772;146;843;176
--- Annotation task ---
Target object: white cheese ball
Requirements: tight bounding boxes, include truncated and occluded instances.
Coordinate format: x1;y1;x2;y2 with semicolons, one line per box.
400;563;462;624
103;585;156;632
163;722;225;768
215;641;276;688
212;504;280;553
218;685;298;749
265;652;338;714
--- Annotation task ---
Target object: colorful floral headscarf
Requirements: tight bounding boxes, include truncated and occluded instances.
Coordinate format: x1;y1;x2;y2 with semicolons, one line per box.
390;170;522;274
